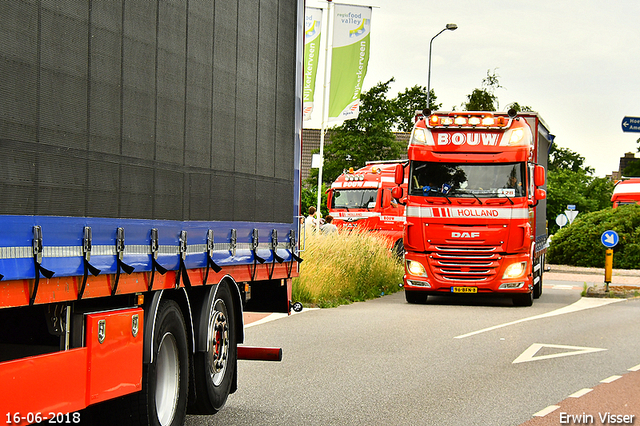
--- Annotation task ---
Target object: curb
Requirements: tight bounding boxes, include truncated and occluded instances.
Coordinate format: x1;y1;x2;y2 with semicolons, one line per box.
546;264;640;287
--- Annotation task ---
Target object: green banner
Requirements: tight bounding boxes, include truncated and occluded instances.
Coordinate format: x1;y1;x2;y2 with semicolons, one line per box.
303;7;323;121
328;5;372;122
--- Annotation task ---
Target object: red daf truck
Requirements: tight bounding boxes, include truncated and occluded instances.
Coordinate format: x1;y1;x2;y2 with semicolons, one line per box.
327;161;408;256
392;110;552;306
611;178;640;208
0;1;304;425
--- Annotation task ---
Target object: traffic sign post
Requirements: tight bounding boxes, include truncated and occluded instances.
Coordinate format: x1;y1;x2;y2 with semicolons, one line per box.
604;249;613;289
555;214;568;229
601;230;619;291
601;230;619;248
622;116;640;133
565;209;578;225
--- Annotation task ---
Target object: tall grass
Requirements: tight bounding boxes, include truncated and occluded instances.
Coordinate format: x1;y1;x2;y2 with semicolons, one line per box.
293;229;404;307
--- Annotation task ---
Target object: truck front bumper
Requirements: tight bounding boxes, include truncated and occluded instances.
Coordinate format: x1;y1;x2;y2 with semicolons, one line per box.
403;252;532;295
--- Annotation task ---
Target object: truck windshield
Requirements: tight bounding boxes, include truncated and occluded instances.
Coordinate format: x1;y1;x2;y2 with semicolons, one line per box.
331;189;378;209
409;162;526;198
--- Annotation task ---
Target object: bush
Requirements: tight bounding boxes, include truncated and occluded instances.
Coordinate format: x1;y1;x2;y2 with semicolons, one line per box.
548;204;640;269
292;229;404;307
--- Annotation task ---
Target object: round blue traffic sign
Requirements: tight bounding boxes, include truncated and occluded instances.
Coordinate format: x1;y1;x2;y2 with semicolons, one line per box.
601;230;619;248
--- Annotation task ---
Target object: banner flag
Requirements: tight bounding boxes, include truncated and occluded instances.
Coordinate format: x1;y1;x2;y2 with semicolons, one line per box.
303;7;323;121
328;4;372;122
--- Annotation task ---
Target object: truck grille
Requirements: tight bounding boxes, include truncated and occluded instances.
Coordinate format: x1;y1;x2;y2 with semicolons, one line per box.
429;245;500;283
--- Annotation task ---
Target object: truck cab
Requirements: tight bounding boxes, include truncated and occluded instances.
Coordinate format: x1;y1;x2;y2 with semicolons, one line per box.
611;178;640;208
327;161;408;256
395;110;551;306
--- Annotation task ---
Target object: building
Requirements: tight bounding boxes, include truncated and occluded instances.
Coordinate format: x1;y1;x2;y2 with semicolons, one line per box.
608;152;637;180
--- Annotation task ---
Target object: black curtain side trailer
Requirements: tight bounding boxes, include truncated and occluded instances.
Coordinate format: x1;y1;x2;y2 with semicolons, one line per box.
0;0;304;424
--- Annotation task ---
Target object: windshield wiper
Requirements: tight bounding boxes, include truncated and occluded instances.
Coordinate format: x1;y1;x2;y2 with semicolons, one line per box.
469;192;483;205
501;193;514;205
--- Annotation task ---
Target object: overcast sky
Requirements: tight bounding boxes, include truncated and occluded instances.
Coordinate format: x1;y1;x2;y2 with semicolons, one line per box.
304;0;640;177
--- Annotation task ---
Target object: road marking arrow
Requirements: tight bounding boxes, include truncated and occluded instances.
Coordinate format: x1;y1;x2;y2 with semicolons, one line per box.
513;343;606;364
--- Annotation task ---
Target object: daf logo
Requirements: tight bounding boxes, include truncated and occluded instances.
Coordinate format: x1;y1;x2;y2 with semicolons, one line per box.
452;232;479;238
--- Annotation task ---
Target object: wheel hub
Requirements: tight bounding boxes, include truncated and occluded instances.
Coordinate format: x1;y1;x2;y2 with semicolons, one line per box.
208;304;229;385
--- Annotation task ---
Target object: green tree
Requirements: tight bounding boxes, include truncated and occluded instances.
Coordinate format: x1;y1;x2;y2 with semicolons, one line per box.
548;144;594;174
462;69;502;111
393;85;442;132
548;205;640;269
309;79;403;184
301;183;328;218
547;145;613;233
509;102;534;112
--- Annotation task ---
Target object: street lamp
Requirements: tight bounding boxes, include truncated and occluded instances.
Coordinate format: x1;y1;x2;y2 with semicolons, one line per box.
426;23;457;110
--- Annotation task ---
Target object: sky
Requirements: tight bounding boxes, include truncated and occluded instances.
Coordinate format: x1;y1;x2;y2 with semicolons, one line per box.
304;0;640;177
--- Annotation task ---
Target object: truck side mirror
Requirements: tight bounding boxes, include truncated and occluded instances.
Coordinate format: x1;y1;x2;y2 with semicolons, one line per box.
391;186;403;200
534;165;545;187
535;188;546;200
394;164;404;185
326;188;333;209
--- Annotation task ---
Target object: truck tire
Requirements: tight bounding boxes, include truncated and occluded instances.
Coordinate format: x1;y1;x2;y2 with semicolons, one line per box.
533;274;543;299
512;291;533;307
82;300;189;426
405;290;428;304
392;239;404;261
191;281;237;414
145;299;189;426
533;256;544;299
95;300;189;426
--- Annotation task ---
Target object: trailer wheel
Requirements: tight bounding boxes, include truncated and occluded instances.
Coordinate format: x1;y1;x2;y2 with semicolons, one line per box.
146;300;189;426
192;281;237;413
405;290;428;304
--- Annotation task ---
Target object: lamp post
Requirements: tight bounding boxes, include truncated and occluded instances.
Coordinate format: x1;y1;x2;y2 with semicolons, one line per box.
426;23;457;110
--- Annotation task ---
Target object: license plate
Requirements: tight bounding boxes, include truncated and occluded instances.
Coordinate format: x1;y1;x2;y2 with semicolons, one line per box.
451;286;477;293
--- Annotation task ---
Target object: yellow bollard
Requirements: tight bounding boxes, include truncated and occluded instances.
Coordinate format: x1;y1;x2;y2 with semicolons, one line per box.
604;248;613;292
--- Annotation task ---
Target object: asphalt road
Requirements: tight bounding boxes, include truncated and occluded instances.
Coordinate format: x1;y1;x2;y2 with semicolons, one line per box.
186;280;640;426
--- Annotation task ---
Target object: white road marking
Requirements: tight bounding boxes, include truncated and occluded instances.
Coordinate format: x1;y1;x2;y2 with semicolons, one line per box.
455;297;624;339
600;375;622;383
244;308;318;328
568;388;593;398
628;363;640;372
513;343;606;364
533;405;560;417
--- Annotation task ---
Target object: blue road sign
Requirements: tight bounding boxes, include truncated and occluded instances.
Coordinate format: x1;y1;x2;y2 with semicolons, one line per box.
622;116;640;133
601;230;619;248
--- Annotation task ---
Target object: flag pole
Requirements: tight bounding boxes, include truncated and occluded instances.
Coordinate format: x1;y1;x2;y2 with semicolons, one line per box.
316;0;333;232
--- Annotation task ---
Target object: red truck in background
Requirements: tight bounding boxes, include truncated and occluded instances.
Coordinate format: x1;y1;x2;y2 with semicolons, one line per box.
327;161;408;257
392;110;552;306
611;178;640;207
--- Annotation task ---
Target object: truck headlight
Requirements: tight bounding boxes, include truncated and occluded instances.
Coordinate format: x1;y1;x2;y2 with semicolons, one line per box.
503;261;527;279
500;124;532;146
406;260;427;277
410;127;428;145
